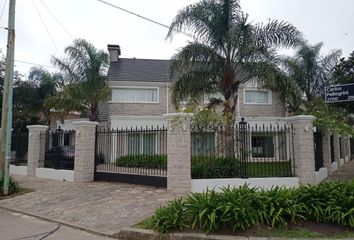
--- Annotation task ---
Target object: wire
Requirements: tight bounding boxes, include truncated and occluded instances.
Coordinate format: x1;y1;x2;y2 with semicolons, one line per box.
0;0;7;23
38;0;74;40
15;59;58;69
95;0;193;38
31;0;60;54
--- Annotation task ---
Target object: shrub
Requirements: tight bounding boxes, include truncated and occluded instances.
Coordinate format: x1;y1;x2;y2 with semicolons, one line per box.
191;156;240;178
0;176;20;195
116;155;167;168
150;181;354;234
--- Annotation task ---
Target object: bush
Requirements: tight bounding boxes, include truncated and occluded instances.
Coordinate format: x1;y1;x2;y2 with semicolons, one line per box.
0;176;20;195
191;156;240;178
116;155;167;168
150;181;354;234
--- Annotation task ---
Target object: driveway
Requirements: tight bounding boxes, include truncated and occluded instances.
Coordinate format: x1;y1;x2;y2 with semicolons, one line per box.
0;176;176;236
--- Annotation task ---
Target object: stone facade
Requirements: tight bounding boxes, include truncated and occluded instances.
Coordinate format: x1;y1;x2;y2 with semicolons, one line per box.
73;121;98;182
322;132;332;172
164;113;192;194
287;115;316;184
333;133;341;166
27;125;48;177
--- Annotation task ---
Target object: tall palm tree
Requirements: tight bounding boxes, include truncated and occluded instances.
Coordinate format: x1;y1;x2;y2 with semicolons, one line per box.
168;0;303;122
274;42;341;111
50;39;110;121
27;67;63;126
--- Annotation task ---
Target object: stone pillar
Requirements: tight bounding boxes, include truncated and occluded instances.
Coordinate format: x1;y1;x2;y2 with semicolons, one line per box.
287;115;316;184
344;136;350;162
348;137;352;161
27;125;48;177
164;113;192;194
73;121;98;182
322;132;331;171
333;133;341;166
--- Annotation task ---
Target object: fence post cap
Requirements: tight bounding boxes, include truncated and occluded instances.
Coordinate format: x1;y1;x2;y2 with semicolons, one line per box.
163;113;194;120
27;125;49;131
286;115;316;122
72;121;99;127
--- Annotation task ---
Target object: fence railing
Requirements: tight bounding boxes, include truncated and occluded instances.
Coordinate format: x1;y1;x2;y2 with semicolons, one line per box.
43;128;76;170
191;119;295;179
10;129;29;166
314;130;324;171
95;126;167;176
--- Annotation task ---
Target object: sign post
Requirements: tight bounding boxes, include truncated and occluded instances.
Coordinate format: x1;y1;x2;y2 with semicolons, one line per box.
325;83;354;103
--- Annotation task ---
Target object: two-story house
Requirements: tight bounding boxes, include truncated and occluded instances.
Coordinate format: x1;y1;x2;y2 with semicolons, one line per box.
101;44;287;129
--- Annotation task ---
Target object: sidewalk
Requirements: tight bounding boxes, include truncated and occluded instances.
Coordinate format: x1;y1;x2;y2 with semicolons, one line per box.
0;176;176;236
326;160;354;181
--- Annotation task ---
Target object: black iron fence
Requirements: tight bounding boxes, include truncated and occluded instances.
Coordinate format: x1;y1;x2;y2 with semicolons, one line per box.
191;119;295;179
95;126;167;177
10;129;29;166
330;135;335;163
314;130;324;171
351;137;354;160
44;128;76;170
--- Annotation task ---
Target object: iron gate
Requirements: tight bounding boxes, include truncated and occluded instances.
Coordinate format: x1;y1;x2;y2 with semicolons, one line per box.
314;130;324;171
94;126;167;187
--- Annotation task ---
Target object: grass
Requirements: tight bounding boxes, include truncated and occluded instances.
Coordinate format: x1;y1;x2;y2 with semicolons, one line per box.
0;188;34;200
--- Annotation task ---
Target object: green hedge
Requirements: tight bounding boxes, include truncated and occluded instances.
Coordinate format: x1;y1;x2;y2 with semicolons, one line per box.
115;155;292;178
150;181;354;233
116;155;167;168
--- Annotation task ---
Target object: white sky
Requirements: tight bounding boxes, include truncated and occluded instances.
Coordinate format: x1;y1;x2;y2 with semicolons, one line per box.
0;0;353;76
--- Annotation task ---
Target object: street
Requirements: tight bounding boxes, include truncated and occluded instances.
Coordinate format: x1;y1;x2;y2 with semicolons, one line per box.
0;209;115;240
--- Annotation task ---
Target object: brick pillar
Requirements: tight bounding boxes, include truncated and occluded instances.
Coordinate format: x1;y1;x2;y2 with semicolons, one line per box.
287;115;316;184
344;136;349;162
333;133;341;166
348;137;352;161
27;125;48;177
322;131;331;171
73;121;98;182
164;113;192;194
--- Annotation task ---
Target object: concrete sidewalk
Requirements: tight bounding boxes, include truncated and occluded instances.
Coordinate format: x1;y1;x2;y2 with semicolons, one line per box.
0;176;176;236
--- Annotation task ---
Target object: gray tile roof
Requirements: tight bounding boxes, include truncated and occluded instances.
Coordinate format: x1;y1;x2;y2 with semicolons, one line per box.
107;58;175;82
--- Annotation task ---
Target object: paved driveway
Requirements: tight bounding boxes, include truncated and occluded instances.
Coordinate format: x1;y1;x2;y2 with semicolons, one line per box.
1;176;176;236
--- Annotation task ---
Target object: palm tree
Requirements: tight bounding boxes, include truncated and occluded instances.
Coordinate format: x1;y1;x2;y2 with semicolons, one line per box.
27;67;63;126
274;42;341;111
167;0;303;122
50;39;110;121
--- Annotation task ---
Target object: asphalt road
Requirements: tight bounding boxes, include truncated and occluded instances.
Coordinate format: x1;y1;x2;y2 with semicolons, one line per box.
0;208;116;240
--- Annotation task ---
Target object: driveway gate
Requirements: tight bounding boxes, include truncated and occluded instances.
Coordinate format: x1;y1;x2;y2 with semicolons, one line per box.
94;126;167;187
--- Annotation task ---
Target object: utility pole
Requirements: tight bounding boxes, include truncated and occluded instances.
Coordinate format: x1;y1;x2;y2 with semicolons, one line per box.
0;0;16;195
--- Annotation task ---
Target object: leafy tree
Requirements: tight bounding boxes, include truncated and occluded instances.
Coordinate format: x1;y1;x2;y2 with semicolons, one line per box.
49;39;110;121
331;51;354;114
167;0;303;123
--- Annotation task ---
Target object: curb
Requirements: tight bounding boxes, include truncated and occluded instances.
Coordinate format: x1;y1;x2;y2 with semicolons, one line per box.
0;206;118;239
117;227;354;240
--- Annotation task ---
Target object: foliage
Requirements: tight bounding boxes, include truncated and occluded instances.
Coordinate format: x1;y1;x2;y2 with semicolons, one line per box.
297;99;354;135
267;42;341;111
150;181;354;233
116;155;167;168
191;108;225;127
0;176;20;195
168;0;302;121
50;39;110;121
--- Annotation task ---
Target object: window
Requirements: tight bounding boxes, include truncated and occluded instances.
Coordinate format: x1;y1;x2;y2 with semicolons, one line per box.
127;133;156;155
204;92;224;103
112;88;158;103
251;133;274;158
191;132;215;156
244;89;271;104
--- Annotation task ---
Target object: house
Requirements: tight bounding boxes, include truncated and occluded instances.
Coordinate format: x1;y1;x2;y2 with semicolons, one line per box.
101;44;287;129
99;44;291;161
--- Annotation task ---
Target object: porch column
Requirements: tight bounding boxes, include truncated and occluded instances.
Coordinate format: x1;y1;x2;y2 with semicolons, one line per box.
287;115;316;184
27;125;48;177
164;113;192;194
73;121;98;182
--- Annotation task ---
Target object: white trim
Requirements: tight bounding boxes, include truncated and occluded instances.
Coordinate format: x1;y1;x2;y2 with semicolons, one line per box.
243;88;272;105
191;177;300;192
110;86;159;103
36;168;74;182
108;81;169;87
110;115;165;121
10;165;27;176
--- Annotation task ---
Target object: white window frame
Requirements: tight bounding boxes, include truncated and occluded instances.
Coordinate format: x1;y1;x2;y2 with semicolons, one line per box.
110;86;159;103
203;92;225;104
125;132;158;155
243;88;272;105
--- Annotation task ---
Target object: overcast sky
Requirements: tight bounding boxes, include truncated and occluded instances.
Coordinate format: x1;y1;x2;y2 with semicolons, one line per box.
0;0;353;76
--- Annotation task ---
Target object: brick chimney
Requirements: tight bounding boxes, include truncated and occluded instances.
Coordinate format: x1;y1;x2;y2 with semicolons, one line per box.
107;44;121;63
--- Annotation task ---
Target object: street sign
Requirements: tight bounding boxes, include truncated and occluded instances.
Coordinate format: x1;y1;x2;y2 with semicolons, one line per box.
325;83;354;103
